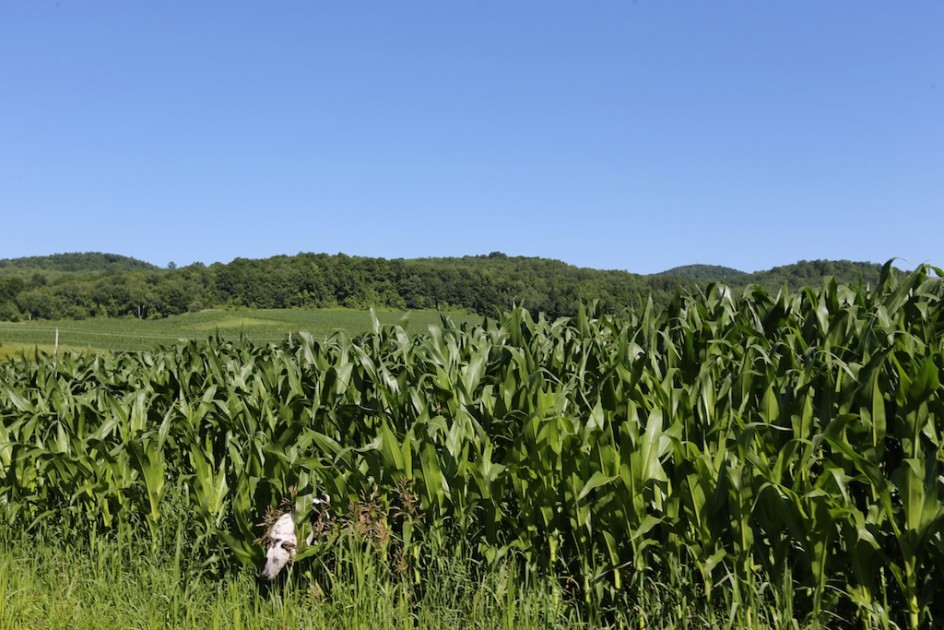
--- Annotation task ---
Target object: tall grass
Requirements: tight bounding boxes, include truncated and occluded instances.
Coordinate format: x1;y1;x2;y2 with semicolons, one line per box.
0;507;806;629
0;494;582;630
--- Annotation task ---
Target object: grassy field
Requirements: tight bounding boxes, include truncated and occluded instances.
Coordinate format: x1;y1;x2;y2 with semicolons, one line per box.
0;308;480;356
0;499;784;630
0;519;582;630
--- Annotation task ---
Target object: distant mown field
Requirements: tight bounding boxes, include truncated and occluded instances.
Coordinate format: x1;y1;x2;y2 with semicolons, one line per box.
0;308;480;356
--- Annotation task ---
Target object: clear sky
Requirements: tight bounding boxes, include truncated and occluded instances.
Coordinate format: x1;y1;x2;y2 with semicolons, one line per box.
1;2;941;274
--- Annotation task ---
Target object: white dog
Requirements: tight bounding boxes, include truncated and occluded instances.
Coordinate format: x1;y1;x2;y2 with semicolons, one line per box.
260;512;297;581
260;495;330;581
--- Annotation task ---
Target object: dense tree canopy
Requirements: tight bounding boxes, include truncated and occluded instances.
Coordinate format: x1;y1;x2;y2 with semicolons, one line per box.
0;252;892;321
0;252;157;274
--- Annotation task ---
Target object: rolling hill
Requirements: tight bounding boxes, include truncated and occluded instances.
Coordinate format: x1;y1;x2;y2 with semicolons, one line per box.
0;251;901;322
0;252;158;274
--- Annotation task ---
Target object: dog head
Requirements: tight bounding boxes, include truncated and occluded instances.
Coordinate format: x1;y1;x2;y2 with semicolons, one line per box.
260;512;297;581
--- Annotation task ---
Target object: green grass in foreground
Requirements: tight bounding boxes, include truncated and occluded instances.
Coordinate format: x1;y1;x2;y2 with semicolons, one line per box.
0;530;577;629
0;490;808;630
0;528;807;630
0;308;480;355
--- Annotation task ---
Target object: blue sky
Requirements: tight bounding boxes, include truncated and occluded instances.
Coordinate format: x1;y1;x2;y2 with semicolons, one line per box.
1;2;941;274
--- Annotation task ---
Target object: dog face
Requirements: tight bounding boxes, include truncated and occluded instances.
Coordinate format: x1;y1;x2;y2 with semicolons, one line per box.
260;512;297;581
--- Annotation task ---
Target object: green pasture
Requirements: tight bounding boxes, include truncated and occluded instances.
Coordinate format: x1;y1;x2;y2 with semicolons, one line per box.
0;308;479;356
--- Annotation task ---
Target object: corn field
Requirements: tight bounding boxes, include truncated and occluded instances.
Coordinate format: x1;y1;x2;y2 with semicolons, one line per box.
1;262;942;627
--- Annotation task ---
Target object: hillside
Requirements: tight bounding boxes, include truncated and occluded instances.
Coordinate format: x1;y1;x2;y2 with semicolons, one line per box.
657;264;749;282
0;251;901;322
0;252;157;274
658;259;892;290
742;259;889;290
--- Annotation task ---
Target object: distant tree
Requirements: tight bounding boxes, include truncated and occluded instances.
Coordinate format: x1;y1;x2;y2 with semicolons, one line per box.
0;276;26;302
126;275;157;319
16;286;64;320
0;300;21;321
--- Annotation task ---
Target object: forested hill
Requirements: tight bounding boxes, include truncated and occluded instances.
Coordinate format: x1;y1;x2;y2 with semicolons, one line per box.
656;264;749;283
743;259;890;290
0;252;157;275
0;252;892;321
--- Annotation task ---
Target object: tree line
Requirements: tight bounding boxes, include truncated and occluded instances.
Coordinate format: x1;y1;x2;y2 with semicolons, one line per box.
0;251;889;321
